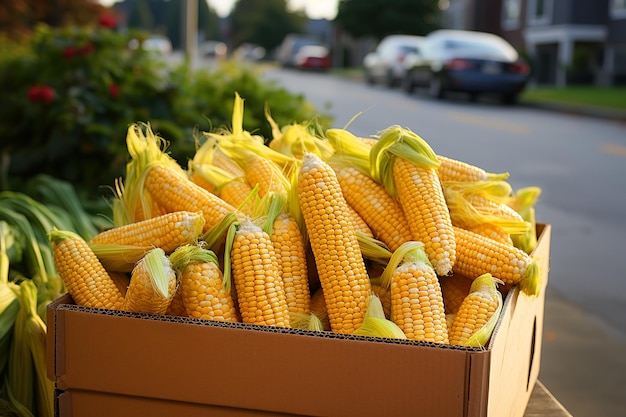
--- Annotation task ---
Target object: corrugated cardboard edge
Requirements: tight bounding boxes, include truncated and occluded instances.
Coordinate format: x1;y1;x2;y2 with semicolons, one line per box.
485;223;551;417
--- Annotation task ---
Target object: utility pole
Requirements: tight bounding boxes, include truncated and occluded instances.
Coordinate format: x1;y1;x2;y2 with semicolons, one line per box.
181;0;198;69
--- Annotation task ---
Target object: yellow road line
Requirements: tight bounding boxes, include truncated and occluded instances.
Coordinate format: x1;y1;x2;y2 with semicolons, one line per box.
447;111;531;136
600;143;626;157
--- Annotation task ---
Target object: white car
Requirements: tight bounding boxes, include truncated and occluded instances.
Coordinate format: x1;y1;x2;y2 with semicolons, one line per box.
363;35;425;87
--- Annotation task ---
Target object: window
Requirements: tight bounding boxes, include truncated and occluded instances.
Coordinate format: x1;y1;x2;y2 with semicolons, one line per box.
611;0;626;19
527;0;553;25
502;0;521;30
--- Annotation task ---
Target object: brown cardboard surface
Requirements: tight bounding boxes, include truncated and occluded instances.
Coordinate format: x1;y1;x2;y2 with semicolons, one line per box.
47;224;551;417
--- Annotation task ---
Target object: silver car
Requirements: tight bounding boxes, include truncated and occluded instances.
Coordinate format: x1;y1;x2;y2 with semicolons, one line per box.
363;35;425;88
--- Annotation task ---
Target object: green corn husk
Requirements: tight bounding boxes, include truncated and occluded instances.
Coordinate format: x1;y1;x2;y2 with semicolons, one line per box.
354;295;407;339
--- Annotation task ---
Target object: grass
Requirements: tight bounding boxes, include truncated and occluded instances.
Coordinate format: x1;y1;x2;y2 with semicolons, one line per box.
521;86;626;111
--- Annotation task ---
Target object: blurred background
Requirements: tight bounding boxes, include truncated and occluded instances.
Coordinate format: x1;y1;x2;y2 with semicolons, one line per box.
1;1;625;417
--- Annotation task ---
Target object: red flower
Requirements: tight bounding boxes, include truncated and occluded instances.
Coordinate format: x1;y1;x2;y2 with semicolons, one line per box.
63;46;76;59
77;42;95;56
27;85;55;104
109;83;120;98
98;14;117;29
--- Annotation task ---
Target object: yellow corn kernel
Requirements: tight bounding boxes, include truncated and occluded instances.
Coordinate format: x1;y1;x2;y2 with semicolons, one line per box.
371;126;456;276
270;213;310;317
382;241;448;343
453;226;540;296
336;166;412;252
463;223;513;246
439;273;474;315
231;219;290;327
219;179;257;215
121;248;177;315
244;156;287;198
49;229;124;310
90;211;205;253
437;155;509;182
309;287;331;331
145;164;239;232
449;273;503;347
170;245;239;322
298;152;372;334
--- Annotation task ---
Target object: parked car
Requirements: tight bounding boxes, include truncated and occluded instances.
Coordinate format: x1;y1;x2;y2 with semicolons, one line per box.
293;45;331;71
201;40;228;59
140;35;172;55
233;43;266;61
363;35;425;87
402;29;530;104
276;34;328;68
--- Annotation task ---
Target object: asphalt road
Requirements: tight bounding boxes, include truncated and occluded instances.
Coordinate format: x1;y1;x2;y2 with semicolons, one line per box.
259;67;626;417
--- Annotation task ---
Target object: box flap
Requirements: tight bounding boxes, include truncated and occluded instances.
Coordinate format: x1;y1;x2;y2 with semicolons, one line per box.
50;302;478;417
486;224;551;417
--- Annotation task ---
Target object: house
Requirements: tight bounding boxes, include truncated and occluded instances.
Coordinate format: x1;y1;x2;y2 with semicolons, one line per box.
442;0;626;86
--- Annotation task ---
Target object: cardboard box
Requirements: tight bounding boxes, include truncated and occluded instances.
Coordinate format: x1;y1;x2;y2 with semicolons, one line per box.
47;224;551;417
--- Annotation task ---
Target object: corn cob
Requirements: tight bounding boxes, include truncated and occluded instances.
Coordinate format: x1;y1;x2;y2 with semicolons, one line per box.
49;229;124;310
121;248;177;315
228;218;290;327
170;245;239;322
90;211;205;253
380;241;448;343
371;126;456;276
439;273;474;315
335;165;412;252
449;273;503;347
453;226;541;296
463;223;513;246
437;155;509;182
297;152;372;334
309;288;331;331
270;212;311;318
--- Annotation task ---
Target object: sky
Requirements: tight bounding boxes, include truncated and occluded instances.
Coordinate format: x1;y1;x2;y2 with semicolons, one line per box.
98;0;339;20
207;0;339;19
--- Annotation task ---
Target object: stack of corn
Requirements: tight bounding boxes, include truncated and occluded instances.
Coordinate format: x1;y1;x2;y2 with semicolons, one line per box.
50;93;543;349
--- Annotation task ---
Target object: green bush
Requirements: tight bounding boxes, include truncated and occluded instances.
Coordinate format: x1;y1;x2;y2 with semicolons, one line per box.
0;23;331;200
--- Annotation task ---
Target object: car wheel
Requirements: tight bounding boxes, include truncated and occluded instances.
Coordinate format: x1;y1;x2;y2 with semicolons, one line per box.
403;70;416;94
501;93;518;105
386;69;397;88
428;73;444;99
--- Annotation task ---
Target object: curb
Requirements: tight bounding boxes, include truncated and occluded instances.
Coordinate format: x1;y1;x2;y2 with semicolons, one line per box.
520;100;626;122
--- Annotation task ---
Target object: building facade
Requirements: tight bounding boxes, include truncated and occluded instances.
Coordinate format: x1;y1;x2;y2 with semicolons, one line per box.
442;0;626;86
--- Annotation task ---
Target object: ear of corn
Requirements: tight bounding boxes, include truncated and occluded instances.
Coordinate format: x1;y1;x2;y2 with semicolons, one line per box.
309;288;331;331
123;123;239;233
449;273;503;347
371;126;456;276
229;218;290;327
453;226;541;296
297;152;372;334
269;211;311;318
170;245;239;322
463;223;513;246
439;273;474;315
381;241;449;343
50;229;124;310
437;155;509;182
90;211;205;254
335;165;412;252
121;247;177;315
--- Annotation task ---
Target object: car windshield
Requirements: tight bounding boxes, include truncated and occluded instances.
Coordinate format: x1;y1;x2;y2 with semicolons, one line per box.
442;38;517;60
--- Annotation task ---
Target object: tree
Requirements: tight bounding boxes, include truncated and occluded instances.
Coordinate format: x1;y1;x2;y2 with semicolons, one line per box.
335;0;441;41
230;0;306;53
